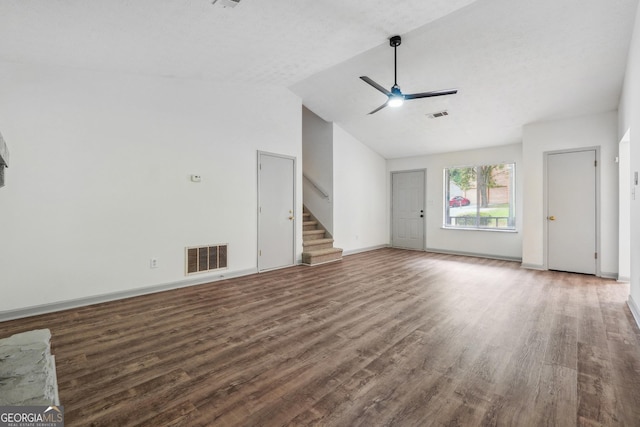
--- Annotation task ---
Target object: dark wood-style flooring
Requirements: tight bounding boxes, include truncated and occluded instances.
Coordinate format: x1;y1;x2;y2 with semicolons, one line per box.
1;248;640;426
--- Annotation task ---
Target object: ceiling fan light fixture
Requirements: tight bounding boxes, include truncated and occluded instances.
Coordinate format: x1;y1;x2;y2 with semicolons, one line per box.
388;96;404;107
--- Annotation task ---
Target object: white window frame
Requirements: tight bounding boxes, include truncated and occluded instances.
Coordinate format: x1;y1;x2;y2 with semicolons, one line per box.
443;163;516;231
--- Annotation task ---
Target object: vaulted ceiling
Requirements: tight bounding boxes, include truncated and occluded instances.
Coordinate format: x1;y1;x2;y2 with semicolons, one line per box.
1;0;638;158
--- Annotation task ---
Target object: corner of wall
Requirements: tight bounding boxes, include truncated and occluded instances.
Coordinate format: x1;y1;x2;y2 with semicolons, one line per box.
628;294;640;330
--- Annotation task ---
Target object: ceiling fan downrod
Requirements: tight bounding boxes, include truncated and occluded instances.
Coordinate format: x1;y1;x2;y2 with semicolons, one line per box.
390;35;401;88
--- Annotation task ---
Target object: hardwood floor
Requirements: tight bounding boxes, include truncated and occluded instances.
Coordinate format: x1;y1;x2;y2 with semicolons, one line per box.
1;248;640;426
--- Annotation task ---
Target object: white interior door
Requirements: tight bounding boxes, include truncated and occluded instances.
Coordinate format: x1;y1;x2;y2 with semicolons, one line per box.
258;152;295;271
392;170;425;250
547;150;597;274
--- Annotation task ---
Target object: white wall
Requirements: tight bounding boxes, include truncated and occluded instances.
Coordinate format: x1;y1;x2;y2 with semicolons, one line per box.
333;124;388;253
0;61;302;314
387;143;523;260
619;3;640;322
302;107;333;233
522;111;619;277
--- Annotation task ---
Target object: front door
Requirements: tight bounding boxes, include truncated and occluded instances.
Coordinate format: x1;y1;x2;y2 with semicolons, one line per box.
391;170;425;250
546;149;597;274
258;152;296;271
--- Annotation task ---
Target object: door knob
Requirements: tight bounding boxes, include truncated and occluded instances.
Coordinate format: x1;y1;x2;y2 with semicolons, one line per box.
548;215;556;221
288;216;294;220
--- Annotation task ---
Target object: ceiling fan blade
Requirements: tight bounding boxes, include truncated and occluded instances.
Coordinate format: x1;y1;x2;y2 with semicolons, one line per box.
368;102;388;115
404;89;458;100
360;76;392;96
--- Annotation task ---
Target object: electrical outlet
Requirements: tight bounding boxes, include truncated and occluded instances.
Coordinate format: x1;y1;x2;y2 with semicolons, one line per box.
150;258;158;269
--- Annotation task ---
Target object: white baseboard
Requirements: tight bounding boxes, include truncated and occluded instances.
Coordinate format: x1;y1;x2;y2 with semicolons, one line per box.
343;244;390;256
628;295;640;330
0;268;258;322
424;248;522;263
521;263;546;270
519;266;620;280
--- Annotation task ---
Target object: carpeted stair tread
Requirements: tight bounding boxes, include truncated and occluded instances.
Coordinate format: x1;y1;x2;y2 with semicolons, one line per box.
301;206;343;265
301;247;343;265
303;238;334;246
304;247;343;256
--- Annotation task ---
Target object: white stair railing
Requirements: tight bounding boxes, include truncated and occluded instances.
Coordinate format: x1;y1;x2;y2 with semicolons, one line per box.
303;174;330;200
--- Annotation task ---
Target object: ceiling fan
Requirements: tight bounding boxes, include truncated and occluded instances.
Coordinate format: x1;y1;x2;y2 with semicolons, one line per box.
360;35;457;115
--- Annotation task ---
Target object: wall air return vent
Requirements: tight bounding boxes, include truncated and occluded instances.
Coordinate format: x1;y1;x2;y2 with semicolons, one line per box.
186;244;228;275
427;110;449;119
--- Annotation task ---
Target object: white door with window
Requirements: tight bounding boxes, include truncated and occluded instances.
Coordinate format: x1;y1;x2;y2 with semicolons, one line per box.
546;149;597;274
258;152;296;271
392;170;425;250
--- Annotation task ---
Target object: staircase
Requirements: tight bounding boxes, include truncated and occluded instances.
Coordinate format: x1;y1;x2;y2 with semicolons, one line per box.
302;207;343;266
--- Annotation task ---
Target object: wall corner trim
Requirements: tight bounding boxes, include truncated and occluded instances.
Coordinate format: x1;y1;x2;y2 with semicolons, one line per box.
628;295;640;331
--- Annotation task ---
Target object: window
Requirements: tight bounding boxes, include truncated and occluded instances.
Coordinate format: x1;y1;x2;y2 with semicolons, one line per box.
444;163;515;230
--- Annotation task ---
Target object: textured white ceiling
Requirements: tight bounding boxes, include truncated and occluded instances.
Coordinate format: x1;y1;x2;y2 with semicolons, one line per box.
291;0;640;157
0;0;638;158
0;0;475;85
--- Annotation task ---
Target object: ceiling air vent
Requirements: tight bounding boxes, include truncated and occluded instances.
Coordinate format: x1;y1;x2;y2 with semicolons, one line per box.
212;0;240;8
427;110;449;119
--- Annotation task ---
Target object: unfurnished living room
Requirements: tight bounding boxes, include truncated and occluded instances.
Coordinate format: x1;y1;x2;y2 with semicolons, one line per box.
1;0;640;425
